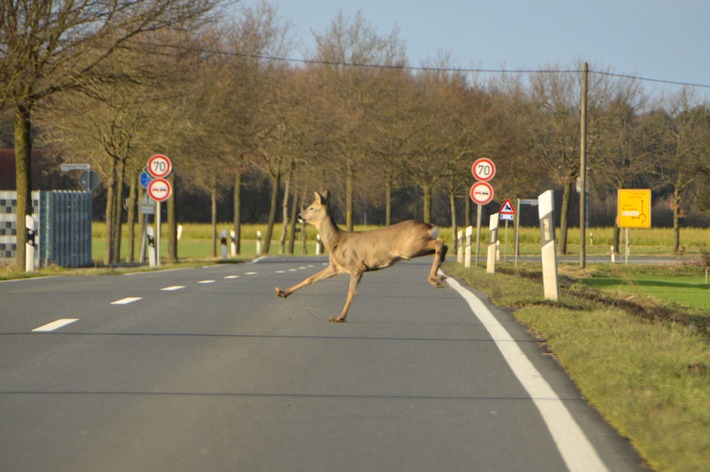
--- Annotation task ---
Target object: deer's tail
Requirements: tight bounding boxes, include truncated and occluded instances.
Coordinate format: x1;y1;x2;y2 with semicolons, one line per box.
429;224;440;240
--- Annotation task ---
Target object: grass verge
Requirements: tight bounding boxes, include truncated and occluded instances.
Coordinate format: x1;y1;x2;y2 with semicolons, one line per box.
443;261;710;472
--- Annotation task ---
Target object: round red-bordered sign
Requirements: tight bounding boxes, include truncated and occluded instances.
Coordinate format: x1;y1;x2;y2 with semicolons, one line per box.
471;157;496;182
470;181;494;205
147;154;173;179
147;178;172;202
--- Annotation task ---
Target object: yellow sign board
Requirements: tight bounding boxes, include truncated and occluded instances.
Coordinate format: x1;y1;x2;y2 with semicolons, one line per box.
617;189;651;228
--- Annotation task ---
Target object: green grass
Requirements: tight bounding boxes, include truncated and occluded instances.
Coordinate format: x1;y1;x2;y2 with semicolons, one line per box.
444;261;710;472
580;274;709;310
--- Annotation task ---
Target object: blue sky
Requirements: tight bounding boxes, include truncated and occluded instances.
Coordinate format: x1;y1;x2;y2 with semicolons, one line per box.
241;0;710;100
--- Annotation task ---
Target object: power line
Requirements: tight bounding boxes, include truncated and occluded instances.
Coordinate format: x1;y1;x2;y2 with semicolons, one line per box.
147;41;710;90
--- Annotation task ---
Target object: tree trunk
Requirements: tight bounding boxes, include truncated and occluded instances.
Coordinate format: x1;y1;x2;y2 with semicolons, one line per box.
111;158;126;264
385;173;392;226
104;158;117;265
263;170;281;255
558;181;572;255
613;225;621;254
422;183;432;223
211;184;218;258
125;172;138;263
13;103;32;270
233;172;242;255
288;181;299;254
345;160;354;231
672;188;682;255
448;178;457;252
167;174;177;263
279;162;293;255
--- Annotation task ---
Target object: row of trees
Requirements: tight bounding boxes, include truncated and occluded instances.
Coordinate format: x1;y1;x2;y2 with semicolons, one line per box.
2;1;709;269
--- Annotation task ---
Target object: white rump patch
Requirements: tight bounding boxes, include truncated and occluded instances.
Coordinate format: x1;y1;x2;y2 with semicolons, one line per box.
430;225;440;239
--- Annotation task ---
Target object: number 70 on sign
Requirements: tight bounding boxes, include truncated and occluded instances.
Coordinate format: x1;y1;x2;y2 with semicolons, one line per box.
472;157;496;182
147;154;173;179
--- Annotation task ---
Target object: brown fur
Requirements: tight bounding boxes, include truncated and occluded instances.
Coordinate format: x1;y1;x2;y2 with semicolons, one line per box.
275;190;447;322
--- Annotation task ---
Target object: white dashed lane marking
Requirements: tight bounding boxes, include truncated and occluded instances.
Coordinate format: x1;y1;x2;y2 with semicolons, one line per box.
244;272;258;275
161;286;185;291
32;319;78;332
197;280;216;284
224;275;240;279
111;297;142;305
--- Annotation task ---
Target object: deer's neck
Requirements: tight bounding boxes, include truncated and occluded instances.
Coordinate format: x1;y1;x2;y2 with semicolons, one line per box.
316;213;345;251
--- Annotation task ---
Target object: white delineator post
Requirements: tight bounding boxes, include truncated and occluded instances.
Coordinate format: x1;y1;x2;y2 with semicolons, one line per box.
486;213;499;274
464;226;472;268
457;230;463;264
220;230;228;261
147;227;157;268
25;215;37;272
538;190;560;301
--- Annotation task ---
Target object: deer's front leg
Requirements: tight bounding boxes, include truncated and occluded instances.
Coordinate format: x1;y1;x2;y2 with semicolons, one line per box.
275;264;337;298
329;270;363;323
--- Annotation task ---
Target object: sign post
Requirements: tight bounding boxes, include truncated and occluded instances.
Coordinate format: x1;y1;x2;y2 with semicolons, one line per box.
470;158;496;268
145;155;173;267
617;189;651;264
498;199;516;261
470;181;494;266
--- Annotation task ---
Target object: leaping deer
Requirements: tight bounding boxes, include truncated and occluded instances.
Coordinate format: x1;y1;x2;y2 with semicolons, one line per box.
275;190;448;322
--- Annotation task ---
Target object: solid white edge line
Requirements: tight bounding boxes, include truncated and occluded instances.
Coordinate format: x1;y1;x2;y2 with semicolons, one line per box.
445;275;609;472
32;318;78;332
111;297;142;305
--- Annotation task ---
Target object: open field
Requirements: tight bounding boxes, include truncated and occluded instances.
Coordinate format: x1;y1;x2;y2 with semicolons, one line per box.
90;223;710;261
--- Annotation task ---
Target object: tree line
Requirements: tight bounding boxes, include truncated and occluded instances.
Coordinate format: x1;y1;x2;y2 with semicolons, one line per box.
2;1;709;269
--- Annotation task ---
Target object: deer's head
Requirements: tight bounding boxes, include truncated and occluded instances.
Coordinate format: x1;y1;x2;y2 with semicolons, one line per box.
298;190;330;226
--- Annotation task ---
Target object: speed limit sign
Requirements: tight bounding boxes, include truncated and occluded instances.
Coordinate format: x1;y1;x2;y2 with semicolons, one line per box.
147;154;173;179
472;157;496;182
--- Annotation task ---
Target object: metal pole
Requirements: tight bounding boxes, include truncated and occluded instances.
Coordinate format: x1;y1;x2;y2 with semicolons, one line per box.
579;62;588;269
514;198;520;267
475;204;482;266
156;200;161;266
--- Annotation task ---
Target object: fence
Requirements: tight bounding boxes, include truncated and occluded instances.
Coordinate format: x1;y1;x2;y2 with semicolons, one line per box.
0;190;92;267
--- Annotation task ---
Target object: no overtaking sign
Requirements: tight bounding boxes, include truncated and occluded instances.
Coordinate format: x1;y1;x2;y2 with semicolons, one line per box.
147;178;172;202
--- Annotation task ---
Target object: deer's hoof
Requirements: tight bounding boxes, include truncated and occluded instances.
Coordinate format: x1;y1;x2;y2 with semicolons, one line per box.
275;288;288;298
429;276;447;287
329;317;346;323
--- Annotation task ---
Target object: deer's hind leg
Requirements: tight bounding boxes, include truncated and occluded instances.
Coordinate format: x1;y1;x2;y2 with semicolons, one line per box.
426;238;448;287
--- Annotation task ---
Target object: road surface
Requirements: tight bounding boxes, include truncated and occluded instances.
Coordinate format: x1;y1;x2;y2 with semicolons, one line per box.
0;257;647;471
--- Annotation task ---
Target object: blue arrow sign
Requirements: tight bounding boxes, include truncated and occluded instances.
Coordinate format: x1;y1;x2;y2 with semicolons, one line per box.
139;169;153;189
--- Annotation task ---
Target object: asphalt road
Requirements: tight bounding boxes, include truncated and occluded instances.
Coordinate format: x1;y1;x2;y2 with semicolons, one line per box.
0;257;647;471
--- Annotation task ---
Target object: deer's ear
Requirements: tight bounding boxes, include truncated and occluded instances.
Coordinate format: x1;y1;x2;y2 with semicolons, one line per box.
315;190;329;205
322;189;330;202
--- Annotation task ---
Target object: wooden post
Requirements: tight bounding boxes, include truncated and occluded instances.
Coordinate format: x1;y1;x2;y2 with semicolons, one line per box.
579;62;588;269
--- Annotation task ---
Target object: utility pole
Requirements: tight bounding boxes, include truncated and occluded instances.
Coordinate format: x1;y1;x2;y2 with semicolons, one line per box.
579;62;588;269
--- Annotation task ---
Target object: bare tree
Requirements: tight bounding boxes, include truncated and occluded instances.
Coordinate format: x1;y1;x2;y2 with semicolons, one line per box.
653;89;710;253
0;0;222;269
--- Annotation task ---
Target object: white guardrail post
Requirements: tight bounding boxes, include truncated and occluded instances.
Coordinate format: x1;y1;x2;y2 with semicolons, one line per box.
538;190;560;300
464;226;472;269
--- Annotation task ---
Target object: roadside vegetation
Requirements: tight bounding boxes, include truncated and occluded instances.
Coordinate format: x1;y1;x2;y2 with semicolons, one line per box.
444;258;709;472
